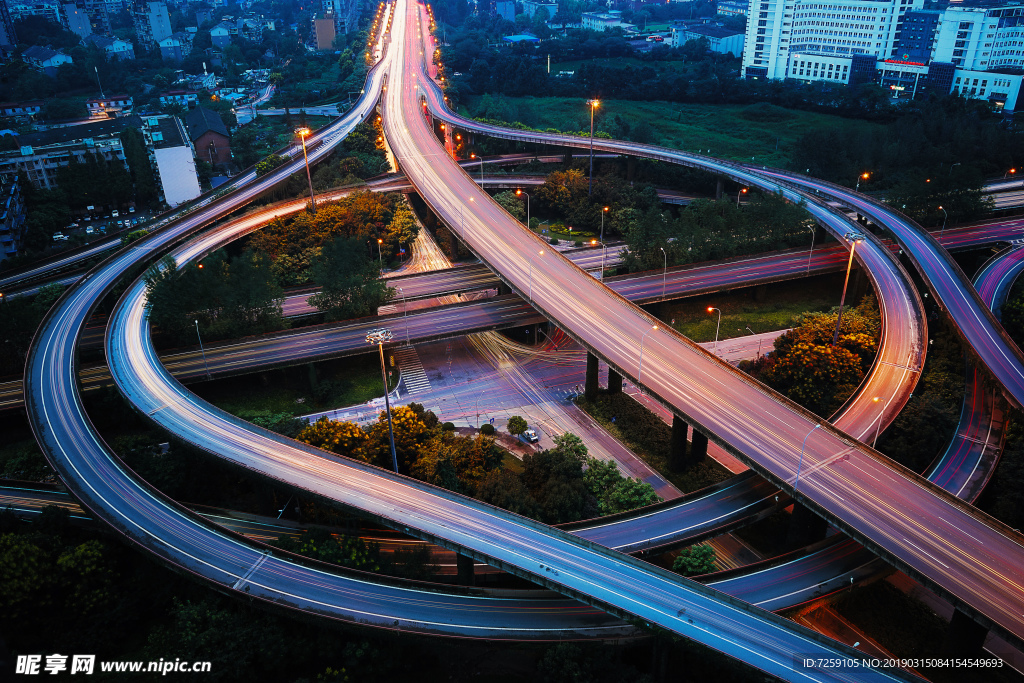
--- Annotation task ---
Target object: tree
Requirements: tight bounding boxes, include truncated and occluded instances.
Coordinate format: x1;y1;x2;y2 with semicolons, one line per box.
583;457;661;515
41;98;86;121
478;469;540;518
521;443;595;524
121;127;158;205
364;404;436;472
411;432;501;493
506;415;528;437
255;153;286;176
672;544;717;577
493;190;525;221
272;528;380;571
307;236;394;321
296;417;368;460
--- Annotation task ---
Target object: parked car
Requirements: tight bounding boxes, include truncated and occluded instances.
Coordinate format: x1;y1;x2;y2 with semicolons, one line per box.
52;232;68;241
128;206;136;213
85;226;94;235
523;428;539;443
112;210;120;218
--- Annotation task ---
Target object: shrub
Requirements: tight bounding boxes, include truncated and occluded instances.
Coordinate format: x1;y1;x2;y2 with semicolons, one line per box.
549;237;559;245
480;423;495;435
441;421;456;432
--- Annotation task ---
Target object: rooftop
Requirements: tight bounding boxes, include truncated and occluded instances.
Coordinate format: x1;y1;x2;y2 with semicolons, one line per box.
185;106;229;140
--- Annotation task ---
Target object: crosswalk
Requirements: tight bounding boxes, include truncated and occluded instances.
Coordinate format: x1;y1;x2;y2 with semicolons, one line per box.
393;346;432;395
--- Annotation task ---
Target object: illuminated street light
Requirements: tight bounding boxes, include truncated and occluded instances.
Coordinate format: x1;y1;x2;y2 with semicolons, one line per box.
805;224;816;275
516;188;530;227
366;328;398;473
659;247;667;299
737;187;747;207
871;396;884;448
795;423;821;491
638;324;658;383
855;172;869;192
707;306;721;354
1005;168;1017;179
194;320;211;380
296;128;316;214
528;250;544;302
832;232;865;346
470;153;483;182
938;205;948;237
376;238;384;273
587;99;599;196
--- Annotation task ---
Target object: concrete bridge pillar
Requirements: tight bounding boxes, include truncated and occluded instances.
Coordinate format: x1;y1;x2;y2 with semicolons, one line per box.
669;415;689;472
457;553;475;586
786;502;828;548
497;282;512;295
943;609;988;658
690;430;708;462
585;353;599;401
607;368;623;394
715;179;724;200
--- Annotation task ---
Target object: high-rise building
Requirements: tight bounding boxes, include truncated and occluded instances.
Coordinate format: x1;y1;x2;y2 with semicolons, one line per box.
63;3;93;37
80;0;111;34
133;0;171;46
319;0;359;36
742;0;924;80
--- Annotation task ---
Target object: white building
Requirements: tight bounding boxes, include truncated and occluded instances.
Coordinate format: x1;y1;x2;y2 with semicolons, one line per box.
718;0;748;17
742;0;923;80
133;0;172;46
522;0;557;19
143;115;200;207
581;10;634;32
672;24;745;55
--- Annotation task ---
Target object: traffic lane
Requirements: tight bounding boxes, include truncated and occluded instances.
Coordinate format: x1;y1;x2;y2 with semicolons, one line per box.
411;26;1024;646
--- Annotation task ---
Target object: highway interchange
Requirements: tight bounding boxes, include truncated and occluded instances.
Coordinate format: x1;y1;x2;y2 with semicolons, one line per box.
10;0;1024;678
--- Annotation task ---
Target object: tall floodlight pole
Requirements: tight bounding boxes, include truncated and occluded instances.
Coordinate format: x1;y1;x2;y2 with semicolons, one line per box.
832;233;864;346
367;328;398;473
516;189;530;227
587;99;599;196
638;324;658;382
296;128;316;213
795;424;821;491
707;307;721;354
194;320;211;380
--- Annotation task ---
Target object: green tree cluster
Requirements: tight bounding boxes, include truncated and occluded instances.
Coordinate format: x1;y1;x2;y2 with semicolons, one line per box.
144;250;286;347
55;152;133;210
672;544;717;576
583;458;662;515
255;153;287;176
0;282;65;376
306;236;394;320
272;527;380;571
747;297;881;417
620;192;814;273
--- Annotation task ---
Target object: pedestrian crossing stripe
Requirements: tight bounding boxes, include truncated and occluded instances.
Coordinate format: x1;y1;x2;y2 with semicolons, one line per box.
393;346;431;395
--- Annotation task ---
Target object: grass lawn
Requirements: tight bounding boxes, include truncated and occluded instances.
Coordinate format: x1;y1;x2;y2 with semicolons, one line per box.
660;274;844;343
194;355;398;418
548;57;697;76
462;95;884;168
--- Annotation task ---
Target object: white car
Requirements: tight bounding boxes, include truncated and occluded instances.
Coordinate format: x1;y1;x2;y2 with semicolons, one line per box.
52;232;68;241
523;429;539;443
112;210;120;218
85;226;94;235
128;206;135;213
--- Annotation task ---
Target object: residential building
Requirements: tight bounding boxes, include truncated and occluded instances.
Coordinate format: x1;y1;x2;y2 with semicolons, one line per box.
209;20;232;46
159;31;193;61
522;0;557;19
63;2;93;36
105;0;125;15
184;105;230;166
142;114;200;206
581;10;634;31
79;0;110;33
0;101;44;117
21;46;73;75
0;174;26;261
84;33;136;58
319;0;359;36
717;0;748;16
0;1;16;46
314;15;335;50
133;0;172;46
8;2;64;26
495;0;515;21
158;89;198;107
672;23;745;55
86;94;133;118
0;116;135;191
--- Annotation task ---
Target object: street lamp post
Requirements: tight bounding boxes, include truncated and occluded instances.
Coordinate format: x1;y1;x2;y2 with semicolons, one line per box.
396;286;409;345
806;224;816;274
745;325;762;357
659;247;667;299
376;238;384;273
737;187;747;207
528;250;544;302
587;99;599;196
949;162;961;177
707;306;721;354
832;232;864;346
938;205;948;237
638;324;658;382
600;206;609;280
296;128;316;213
870;396;883;448
795;423;821;492
855;172;869;192
1005;168;1017;179
194;319;211;380
366;328;399;473
470;153;483;183
516;189;530;227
